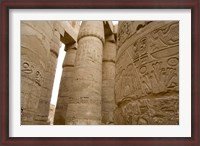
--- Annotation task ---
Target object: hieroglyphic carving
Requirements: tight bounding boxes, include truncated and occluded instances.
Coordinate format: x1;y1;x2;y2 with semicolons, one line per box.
75;38;102;65
117;21;152;48
114;21;179;125
22;61;33;74
117;22;132;47
65;21;104;125
21;56;46;124
35;71;42;86
21;60;43;86
151;23;179;46
114;96;179;125
21;21;55;125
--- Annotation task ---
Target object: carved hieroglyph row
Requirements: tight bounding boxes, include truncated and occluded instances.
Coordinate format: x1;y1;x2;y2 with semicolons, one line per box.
114;21;179;125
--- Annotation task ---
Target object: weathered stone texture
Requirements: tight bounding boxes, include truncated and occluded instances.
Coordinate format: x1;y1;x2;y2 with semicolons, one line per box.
34;22;62;125
65;21;104;124
102;34;116;124
58;21;79;45
53;22;79;125
21;21;78;125
54;44;77;125
68;21;81;34
114;21;179;125
21;21;179;125
21;21;53;124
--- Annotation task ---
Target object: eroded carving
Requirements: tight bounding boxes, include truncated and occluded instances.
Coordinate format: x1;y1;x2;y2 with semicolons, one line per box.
115;21;179;125
22;62;33;74
21;20;179;125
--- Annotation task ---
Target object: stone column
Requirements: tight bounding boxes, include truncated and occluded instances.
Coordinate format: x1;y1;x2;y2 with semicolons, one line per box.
54;43;77;125
114;21;179;125
102;34;116;124
21;21;53;125
34;24;61;125
65;21;105;124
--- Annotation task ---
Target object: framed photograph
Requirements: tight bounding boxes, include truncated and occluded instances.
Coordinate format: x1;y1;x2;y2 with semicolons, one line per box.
1;0;199;145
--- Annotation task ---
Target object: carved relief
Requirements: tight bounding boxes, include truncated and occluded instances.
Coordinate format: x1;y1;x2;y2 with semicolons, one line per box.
117;21;152;48
21;59;43;86
115;21;179;125
114;95;179;125
151;23;179;46
149;23;179;59
117;22;132;47
65;21;104;125
22;61;33;74
21;20;179;125
76;37;102;65
167;57;178;66
35;71;42;86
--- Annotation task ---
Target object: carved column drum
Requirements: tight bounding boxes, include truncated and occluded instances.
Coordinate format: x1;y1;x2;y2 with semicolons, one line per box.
21;21;54;124
114;21;179;125
65;21;104;124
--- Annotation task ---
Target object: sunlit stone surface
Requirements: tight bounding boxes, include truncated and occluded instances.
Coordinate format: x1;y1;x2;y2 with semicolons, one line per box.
21;21;179;125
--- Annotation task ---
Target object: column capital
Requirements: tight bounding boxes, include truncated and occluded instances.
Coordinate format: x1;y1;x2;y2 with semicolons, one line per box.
77;21;105;44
